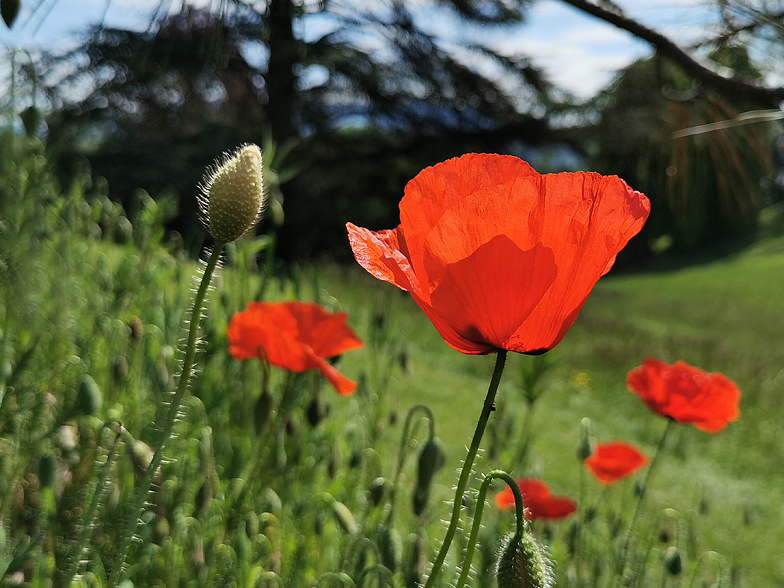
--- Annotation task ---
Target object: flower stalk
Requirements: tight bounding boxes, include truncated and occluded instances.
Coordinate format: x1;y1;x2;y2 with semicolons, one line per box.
424;350;507;588
616;418;674;585
455;470;523;588
108;243;224;588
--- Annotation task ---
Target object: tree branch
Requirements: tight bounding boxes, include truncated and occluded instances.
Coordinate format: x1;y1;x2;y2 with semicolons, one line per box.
559;0;784;106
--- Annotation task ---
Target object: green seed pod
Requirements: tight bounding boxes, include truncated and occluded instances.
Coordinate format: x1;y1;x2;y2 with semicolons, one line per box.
576;417;593;461
665;546;683;576
194;481;212;518
76;374;102;416
496;531;553;588
20;106;40;137
416;437;446;490
306;397;323;427
333;500;357;535
38;454;56;488
254;390;274;435
198;144;265;244
376;524;402;572
128;317;144;341
368;477;387;507
112;356;129;384
130;440;155;476
404;529;428;587
412;484;430;516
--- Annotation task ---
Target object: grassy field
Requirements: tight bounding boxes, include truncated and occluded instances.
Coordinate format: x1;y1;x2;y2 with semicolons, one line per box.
2;135;783;586
320;238;784;587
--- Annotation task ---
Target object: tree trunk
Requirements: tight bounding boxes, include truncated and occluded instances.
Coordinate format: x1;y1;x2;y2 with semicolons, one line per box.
266;0;298;140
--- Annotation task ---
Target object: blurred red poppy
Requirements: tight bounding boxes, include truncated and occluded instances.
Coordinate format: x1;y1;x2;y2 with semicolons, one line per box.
627;358;741;433
585;441;648;485
496;478;577;520
347;153;649;355
227;301;364;395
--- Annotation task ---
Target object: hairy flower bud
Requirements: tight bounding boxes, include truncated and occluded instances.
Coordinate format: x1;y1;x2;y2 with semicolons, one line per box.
416;437;446;490
198;144;265;244
495;532;552;588
76;374;102;417
665;546;683;576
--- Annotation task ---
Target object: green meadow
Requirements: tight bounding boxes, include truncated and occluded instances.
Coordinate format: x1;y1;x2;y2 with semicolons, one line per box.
2;137;783;586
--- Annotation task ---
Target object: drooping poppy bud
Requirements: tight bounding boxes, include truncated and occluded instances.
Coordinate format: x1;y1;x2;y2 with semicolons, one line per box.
38;454;56;488
412;437;446;515
368;477;387;507
416;437;446;491
665;546;683;576
76;374;102;417
376;524;402;572
495;531;552;588
254;390;274;435
198;144;265;244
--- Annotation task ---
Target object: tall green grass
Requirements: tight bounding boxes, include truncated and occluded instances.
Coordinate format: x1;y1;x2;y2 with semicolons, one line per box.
1;130;782;586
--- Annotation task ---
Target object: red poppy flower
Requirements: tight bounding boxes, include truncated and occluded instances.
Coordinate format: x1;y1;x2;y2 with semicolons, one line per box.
227;301;364;395
627;358;741;433
585;441;648;485
347;153;649;355
496;478;577;520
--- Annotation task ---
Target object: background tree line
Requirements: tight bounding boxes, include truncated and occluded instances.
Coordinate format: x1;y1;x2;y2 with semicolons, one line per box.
4;0;784;261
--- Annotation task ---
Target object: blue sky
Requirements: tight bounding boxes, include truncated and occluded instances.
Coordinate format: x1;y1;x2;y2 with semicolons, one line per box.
1;0;720;100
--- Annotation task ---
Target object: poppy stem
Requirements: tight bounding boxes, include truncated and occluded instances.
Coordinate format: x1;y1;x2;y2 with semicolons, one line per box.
107;243;225;588
616;418;674;586
455;471;523;588
424;350;507;588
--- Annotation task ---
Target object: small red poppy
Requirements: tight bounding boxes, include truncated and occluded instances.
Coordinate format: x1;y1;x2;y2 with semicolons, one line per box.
585;441;648;485
347;153;649;355
627;358;741;433
495;478;577;520
227;301;364;395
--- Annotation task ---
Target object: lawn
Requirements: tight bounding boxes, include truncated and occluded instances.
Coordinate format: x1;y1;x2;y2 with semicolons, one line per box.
320;238;784;586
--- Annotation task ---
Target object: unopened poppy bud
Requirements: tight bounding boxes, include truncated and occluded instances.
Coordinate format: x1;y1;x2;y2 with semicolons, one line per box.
38;454;56;488
76;374;102;416
376;524;402;571
128;316;144;341
333;500;357;534
195;481;212;517
665;546;683;576
20;106;40;137
576;435;594;462
495;531;552;588
112;356;129;384
416;437;446;490
198;144;265;244
576;417;593;461
306;397;324;427
368;477;387;507
412;484;430;516
405;528;428;586
254;390;274;435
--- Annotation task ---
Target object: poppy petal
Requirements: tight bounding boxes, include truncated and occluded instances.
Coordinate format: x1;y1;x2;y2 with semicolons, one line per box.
227;301;363;395
627;358;740;432
585;441;648;485
400;154;539;284
303;347;357;396
427;236;557;352
347;223;419;295
347;153;650;356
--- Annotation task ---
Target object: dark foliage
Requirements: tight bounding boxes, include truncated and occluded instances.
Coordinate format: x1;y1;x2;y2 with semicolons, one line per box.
35;0;567;259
